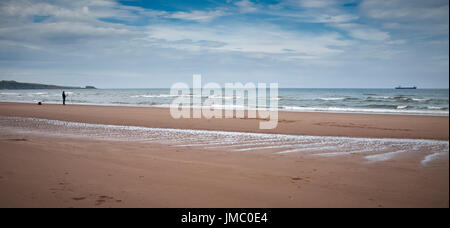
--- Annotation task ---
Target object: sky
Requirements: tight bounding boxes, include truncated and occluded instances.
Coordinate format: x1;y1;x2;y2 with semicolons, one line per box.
0;0;448;88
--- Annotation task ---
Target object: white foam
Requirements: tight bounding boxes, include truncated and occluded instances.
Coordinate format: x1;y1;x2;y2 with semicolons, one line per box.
28;92;47;95
234;144;302;152
319;97;346;101
421;152;449;166
204;139;284;149
282;106;449;116
412;98;430;102
427;106;444;110
314;148;379;157
277;145;343;154
0;92;20;95
364;149;410;162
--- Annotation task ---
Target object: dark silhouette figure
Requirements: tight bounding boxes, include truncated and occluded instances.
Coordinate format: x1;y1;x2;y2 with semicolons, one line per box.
62;91;66;105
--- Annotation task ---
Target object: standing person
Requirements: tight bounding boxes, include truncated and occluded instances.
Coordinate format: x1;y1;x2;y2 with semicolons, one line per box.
62;91;66;105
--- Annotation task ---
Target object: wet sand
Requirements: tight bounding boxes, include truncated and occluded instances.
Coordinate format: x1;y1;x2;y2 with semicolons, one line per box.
0;102;448;140
0;102;448;208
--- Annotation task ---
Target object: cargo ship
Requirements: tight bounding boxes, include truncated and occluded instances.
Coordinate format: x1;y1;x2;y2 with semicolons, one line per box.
395;86;417;89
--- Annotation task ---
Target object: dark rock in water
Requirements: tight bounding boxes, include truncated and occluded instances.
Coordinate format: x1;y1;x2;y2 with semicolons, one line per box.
37;102;42;105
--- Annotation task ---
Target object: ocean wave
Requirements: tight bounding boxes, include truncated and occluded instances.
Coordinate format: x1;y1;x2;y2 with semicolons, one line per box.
130;95;164;98
412;98;430;102
208;95;238;100
365;104;399;109
427;106;447;110
319;97;346;101
259;97;282;101
365;96;435;103
0;92;20;95
129;94;281;101
131;94;197;98
396;97;427;102
318;97;360;101
365;96;391;100
281;106;448;115
131;94;222;99
29;92;47;95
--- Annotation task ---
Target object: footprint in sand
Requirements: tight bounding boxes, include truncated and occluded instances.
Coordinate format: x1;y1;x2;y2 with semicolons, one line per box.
279;119;296;124
95;195;122;206
290;176;311;188
6;138;28;142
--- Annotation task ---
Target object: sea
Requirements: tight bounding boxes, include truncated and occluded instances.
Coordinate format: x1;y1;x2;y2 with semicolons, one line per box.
0;88;448;116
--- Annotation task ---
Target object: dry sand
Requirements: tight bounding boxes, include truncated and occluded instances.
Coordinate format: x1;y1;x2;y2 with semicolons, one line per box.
0;102;448;208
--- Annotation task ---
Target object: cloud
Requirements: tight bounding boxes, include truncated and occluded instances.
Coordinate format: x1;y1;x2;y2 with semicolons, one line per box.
0;0;448;88
0;0;143;25
271;1;388;42
333;23;390;41
235;0;258;13
298;0;336;8
268;0;358;23
167;9;227;22
361;0;448;21
144;23;350;58
312;14;358;23
360;0;449;36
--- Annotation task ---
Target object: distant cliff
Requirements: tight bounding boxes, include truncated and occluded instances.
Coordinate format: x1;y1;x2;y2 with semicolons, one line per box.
0;81;96;90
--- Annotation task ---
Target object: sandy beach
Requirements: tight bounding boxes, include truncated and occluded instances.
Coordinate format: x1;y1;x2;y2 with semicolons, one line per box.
0;102;448;208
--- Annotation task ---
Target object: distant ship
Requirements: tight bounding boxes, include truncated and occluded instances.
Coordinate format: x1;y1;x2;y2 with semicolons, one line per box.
395;86;417;89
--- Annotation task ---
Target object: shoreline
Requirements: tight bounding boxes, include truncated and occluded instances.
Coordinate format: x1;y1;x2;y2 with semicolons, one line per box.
0;100;448;116
0;102;448;140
